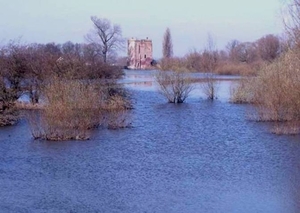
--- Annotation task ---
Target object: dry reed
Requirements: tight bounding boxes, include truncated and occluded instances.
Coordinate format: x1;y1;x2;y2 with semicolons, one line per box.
231;49;300;134
26;77;131;140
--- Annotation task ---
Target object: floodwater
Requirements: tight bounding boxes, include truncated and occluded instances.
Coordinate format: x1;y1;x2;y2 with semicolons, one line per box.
1;70;300;213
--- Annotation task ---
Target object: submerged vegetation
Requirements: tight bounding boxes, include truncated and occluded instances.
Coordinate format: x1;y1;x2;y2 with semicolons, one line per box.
27;78;131;140
155;0;300;134
155;69;194;103
231;49;300;134
230;0;300;134
1;0;300;138
0;16;131;140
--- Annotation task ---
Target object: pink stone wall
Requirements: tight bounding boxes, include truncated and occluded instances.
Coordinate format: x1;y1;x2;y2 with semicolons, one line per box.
128;38;153;69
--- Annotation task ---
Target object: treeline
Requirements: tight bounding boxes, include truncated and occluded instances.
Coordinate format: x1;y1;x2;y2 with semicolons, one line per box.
0;41;122;104
160;33;284;76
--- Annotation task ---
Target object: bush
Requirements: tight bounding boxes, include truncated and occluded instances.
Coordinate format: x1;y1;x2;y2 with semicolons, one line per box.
102;95;132;129
252;51;300;122
230;77;256;104
155;69;194;103
231;49;300;134
0;78;19;126
159;57;186;71
27;77;131;140
201;73;219;100
0;107;18;126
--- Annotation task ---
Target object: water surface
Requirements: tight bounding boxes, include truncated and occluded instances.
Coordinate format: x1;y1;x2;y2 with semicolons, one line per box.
0;70;300;213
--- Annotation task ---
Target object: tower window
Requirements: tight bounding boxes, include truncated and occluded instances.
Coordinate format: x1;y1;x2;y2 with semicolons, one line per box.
144;54;146;58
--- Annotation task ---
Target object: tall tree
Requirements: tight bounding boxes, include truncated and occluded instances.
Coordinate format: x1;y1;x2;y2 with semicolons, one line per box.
284;0;300;48
256;34;280;62
162;28;173;58
226;39;240;62
87;16;124;63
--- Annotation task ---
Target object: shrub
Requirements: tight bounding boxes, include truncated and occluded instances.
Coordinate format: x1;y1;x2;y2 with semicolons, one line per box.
231;49;300;134
27;78;103;140
155;69;194;103
159;57;186;71
102;95;132;129
252;50;300;123
201;73;219;100
230;77;255;104
0;107;18;126
0;78;19;126
27;77;131;140
215;62;257;76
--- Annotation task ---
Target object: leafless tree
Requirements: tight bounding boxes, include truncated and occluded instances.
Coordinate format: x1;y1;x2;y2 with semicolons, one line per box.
226;39;240;62
226;40;258;63
162;28;173;58
283;0;300;48
156;69;194;103
0;42;28;101
201;34;219;100
87;16;124;63
184;50;202;71
239;42;258;63
0;41;30;125
256;34;281;62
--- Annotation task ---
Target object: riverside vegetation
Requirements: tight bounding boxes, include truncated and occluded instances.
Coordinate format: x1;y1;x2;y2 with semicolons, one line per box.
231;49;300;134
0;41;131;140
0;16;131;140
156;0;300;134
230;0;300;134
2;0;300;139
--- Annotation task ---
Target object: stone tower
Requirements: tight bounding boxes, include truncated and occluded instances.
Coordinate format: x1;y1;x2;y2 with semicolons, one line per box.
127;38;153;69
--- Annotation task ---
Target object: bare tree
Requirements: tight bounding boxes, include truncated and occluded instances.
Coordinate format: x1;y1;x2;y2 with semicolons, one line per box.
226;39;240;62
0;41;29;125
256;34;281;62
162;28;173;58
283;0;300;48
184;50;202;71
201;34;219;100
87;16;124;63
156;69;194;103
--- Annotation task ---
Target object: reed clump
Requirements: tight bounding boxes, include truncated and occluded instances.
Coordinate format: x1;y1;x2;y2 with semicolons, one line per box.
231;49;300;134
215;62;258;76
27;77;130;140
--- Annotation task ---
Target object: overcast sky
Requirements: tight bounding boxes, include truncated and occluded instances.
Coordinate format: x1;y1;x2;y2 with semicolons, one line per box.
0;0;284;58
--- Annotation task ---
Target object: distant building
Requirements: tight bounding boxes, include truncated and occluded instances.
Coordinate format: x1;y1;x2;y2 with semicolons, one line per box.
127;38;153;69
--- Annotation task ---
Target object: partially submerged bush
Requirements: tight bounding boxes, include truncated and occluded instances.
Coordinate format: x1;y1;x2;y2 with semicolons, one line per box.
156;69;194;103
0;107;18;126
201;73;219;100
231;49;300;134
103;95;132;129
230;77;255;104
252;51;300;123
27;78;103;140
0;78;19;126
27;77;131;140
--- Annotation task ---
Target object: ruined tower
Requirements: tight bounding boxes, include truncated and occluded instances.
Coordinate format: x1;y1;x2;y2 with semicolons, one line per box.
127;38;153;69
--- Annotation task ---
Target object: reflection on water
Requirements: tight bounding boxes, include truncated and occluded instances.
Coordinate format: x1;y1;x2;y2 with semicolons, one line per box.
0;70;300;212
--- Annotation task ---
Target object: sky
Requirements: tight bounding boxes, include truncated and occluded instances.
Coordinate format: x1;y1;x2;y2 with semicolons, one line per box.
0;0;285;58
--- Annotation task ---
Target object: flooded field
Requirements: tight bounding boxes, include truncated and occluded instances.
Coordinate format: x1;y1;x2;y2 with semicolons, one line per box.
1;70;300;213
